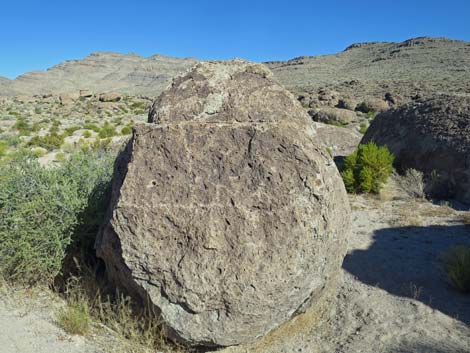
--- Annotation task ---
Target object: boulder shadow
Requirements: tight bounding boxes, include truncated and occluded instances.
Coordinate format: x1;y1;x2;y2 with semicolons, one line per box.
385;341;469;353
343;224;470;325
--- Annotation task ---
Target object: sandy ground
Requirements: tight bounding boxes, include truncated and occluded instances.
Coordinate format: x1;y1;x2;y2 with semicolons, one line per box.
1;184;469;353
0;288;107;353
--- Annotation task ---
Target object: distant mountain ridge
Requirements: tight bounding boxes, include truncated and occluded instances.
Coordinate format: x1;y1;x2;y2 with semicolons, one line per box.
1;36;469;100
1;52;197;96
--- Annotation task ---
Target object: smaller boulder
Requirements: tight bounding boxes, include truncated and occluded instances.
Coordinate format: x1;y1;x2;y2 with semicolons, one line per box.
309;107;357;125
356;98;389;113
79;89;93;98
99;92;123;102
362;94;470;203
336;98;357;111
59;92;80;105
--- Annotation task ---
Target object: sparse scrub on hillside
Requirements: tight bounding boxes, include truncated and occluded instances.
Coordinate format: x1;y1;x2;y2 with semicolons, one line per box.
129;101;146;111
12;117;31;135
0;151;115;284
65;126;81;136
1;134;21;147
83;130;92;138
0;140;8;157
121;125;132;135
29;133;65;150
359;122;368;134
442;245;470;293
341;142;394;194
98;122;117;138
83;123;100;133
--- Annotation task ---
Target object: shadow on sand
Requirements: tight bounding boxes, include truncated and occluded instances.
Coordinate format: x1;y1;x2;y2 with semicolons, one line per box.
343;224;470;325
386;341;469;353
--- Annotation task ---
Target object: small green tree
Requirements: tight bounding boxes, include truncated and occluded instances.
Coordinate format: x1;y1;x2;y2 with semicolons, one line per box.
341;142;394;194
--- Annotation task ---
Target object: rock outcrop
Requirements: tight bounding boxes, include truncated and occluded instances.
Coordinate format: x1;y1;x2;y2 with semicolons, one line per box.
362;95;470;203
96;60;351;347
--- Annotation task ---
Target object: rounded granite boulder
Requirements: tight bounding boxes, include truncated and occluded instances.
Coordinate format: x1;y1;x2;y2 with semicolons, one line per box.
96;60;351;347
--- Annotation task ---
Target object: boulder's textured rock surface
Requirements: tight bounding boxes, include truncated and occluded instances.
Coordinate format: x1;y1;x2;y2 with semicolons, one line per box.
96;60;351;347
362;95;470;203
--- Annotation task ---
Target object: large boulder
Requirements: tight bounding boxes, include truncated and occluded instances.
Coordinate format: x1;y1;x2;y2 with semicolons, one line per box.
96;60;351;347
362;95;470;203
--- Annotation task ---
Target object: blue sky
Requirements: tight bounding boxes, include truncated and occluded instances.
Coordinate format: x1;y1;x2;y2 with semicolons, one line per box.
0;0;469;78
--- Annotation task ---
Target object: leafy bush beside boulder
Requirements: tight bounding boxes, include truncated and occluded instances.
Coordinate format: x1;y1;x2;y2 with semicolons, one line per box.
0;151;115;284
341;142;394;193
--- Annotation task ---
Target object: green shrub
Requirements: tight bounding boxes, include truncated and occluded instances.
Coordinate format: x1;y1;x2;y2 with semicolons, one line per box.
56;283;91;335
31;122;45;132
341;142;394;193
83;130;92;138
442;245;470;293
1;135;21;147
12;117;31;135
65;126;81;136
0;151;115;284
0;141;8;157
83;124;100;133
92;137;112;151
55;152;66;161
98;122;117;139
29;133;65;151
49;125;60;135
365;111;376;121
129;102;146;111
121;125;132;135
359;122;368;134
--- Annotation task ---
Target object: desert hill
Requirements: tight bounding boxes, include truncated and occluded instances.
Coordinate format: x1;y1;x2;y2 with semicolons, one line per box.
266;36;470;102
0;52;197;96
1;37;469;101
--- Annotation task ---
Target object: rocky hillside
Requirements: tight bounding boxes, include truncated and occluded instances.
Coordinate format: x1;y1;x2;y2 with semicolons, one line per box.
1;37;469;100
267;37;470;103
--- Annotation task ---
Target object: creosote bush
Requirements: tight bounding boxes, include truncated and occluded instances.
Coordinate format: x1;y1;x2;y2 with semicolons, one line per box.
341;141;394;194
0;151;115;284
442;245;470;293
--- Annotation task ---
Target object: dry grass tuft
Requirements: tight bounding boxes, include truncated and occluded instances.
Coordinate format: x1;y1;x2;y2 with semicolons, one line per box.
57;264;189;353
420;203;455;219
398;169;426;199
56;285;91;335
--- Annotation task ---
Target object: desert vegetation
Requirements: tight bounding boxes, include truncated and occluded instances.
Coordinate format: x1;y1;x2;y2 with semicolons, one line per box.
442;245;470;293
341;142;394;194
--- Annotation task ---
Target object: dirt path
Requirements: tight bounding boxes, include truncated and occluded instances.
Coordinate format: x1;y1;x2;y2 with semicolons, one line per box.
1;192;470;353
